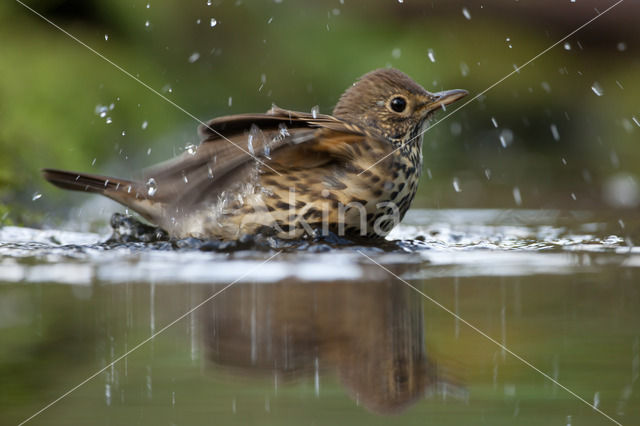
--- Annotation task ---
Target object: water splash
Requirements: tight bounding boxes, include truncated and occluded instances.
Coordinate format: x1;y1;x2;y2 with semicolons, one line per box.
146;178;158;197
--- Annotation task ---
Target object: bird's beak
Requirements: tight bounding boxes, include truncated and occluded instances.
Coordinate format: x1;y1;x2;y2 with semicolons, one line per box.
422;89;468;113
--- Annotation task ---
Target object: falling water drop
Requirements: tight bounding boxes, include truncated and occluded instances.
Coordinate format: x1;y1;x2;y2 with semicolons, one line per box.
311;105;319;119
462;7;471;20
188;52;200;63
491;117;498;128
32;192;42;201
550;124;560;141
210;18;217;27
499;129;514;147
591;82;603;96
145;20;150;28
563;42;571;50
141;121;149;130
513;187;522;206
452;178;462;193
427;49;436;63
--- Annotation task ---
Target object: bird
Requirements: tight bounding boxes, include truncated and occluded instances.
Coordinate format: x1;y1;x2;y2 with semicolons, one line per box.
43;68;467;240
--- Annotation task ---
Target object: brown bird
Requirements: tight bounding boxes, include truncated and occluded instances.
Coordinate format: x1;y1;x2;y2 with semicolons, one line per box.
43;68;467;240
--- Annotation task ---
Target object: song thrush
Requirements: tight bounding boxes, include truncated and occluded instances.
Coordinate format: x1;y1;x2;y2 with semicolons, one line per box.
43;68;467;240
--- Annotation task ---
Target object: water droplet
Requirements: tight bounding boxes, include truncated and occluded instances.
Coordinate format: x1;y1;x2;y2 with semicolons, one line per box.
462;7;471;20
141;121;148;130
228;96;233;107
104;34;109;41
571;193;577;201
484;169;491;180
210;18;217;27
311;105;319;119
146;178;158;197
105;117;112;124
185;144;197;155
491;117;498;128
550;124;560;141
632;116;640;127
146;2;150;8
145;20;150;28
92;158;96;166
452;178;462;192
427;49;436;63
32;192;42;201
183;173;189;184
267;17;273;24
617;42;627;51
105;383;111;406
207;0;212;5
591;82;603;96
499;129;514;147
147;148;152;155
450;122;462;136
459;62;469;77
196;18;201;24
122;130;126;136
513;187;522;206
188;52;200;63
541;81;551;93
398;0;404;3
391;48;401;59
563;42;571;50
99;111;107;118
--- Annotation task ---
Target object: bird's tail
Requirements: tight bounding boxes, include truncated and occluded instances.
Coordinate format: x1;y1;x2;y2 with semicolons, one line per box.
42;168;161;223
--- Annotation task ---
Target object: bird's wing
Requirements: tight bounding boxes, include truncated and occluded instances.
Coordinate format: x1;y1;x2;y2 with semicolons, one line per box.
142;105;376;208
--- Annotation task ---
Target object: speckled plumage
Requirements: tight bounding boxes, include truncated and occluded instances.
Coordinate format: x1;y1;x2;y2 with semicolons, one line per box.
43;69;467;240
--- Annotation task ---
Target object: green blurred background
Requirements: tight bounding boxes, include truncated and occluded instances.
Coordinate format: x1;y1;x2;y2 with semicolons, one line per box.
0;0;638;226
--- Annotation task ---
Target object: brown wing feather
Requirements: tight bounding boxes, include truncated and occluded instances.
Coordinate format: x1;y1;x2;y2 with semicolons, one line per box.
142;106;372;209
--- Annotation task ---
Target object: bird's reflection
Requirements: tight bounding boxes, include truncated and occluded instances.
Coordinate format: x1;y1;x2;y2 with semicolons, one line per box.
200;278;464;414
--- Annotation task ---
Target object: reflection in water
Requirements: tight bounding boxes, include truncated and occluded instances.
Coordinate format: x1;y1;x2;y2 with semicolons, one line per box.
200;280;464;414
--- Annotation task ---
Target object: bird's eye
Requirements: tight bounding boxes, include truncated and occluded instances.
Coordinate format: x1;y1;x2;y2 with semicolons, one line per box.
389;96;407;113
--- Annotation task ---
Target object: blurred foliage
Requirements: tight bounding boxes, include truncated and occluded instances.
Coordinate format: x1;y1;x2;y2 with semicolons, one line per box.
0;0;639;226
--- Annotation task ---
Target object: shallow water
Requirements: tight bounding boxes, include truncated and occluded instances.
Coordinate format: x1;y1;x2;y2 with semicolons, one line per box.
1;209;638;425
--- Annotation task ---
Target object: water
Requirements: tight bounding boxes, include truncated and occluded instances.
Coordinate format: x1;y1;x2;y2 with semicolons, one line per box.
1;209;639;425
